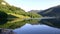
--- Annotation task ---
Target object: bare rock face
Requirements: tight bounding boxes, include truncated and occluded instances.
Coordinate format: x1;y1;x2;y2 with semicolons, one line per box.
0;28;15;34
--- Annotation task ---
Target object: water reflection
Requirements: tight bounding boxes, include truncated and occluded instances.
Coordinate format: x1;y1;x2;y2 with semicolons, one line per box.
40;19;60;28
0;18;60;29
0;15;60;34
13;19;60;34
13;23;60;34
0;11;7;25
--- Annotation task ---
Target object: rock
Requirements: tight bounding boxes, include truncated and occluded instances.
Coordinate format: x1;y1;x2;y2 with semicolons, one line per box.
0;28;16;34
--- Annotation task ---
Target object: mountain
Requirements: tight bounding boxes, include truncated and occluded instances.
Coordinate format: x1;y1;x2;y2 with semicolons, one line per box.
28;10;43;13
0;0;42;29
38;5;60;28
38;5;60;17
0;0;41;18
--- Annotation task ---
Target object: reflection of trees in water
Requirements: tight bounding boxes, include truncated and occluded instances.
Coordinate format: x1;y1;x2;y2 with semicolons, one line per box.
0;20;27;29
0;18;38;29
0;11;7;25
0;11;40;29
39;19;60;29
1;11;60;29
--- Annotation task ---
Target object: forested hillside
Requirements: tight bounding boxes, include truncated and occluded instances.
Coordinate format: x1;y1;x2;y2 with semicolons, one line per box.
0;0;42;18
0;0;42;29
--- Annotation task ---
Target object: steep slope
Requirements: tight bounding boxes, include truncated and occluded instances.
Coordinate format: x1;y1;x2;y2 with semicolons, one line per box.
38;5;60;17
0;0;41;19
38;5;60;28
0;0;30;19
0;0;42;29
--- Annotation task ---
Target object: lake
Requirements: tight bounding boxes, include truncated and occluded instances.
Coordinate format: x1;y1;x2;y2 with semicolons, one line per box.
0;17;60;34
13;23;60;34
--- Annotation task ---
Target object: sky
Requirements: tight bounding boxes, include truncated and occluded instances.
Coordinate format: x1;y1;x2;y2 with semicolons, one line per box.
5;0;60;12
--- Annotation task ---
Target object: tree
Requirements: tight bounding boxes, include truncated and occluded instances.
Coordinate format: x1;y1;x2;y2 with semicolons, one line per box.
0;11;8;25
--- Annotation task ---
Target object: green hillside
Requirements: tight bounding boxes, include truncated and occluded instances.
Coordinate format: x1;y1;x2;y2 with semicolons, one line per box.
0;0;42;18
0;0;42;29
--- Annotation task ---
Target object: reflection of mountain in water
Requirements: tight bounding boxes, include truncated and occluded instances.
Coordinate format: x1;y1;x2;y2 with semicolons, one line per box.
38;5;60;28
0;0;60;31
39;19;60;29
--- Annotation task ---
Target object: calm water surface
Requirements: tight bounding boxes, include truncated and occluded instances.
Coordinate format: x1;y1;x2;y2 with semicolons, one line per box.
13;23;60;34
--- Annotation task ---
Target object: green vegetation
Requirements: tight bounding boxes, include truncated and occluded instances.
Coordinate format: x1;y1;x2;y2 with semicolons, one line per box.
0;0;42;29
0;11;7;25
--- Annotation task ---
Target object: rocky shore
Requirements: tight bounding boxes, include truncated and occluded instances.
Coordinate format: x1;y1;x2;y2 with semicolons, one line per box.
0;28;16;34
